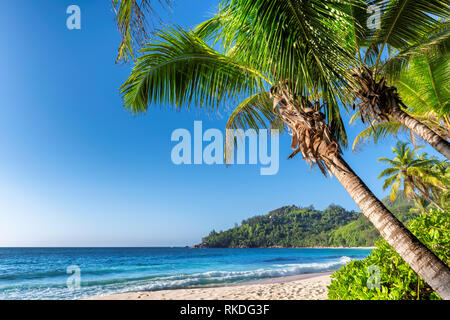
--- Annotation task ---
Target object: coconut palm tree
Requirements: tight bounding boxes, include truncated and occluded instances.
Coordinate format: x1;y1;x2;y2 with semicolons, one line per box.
351;50;449;151
120;0;450;298
429;158;450;209
352;111;450;151
378;141;446;211
113;0;174;62
347;0;450;159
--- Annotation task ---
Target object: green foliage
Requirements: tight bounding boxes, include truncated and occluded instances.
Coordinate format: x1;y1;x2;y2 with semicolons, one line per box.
328;216;380;247
349;3;449;152
120;0;359;148
394;53;450;117
328;209;450;300
381;191;416;215
378;141;446;211
113;0;173;62
371;0;448;71
352;47;450;150
201;205;359;248
120;28;267;113
200;198;414;248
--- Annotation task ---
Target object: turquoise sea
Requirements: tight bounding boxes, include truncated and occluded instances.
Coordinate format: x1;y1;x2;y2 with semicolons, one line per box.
0;247;372;299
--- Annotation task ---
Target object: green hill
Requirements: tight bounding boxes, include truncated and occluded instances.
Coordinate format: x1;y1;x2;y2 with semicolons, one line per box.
197;195;416;248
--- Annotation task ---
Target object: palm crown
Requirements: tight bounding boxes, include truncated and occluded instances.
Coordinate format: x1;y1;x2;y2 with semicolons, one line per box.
352;50;450;150
120;0;361;157
347;0;450;158
378;141;447;210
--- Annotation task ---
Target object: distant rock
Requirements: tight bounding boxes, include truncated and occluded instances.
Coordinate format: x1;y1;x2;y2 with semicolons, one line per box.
192;242;209;248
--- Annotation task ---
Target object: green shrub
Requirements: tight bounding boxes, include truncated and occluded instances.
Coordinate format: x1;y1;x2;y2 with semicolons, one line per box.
327;209;450;300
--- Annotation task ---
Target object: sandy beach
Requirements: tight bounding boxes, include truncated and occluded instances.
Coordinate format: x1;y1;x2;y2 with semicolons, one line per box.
89;272;332;300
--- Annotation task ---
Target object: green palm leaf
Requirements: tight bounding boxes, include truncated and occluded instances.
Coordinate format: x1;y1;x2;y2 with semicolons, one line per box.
372;0;449;69
394;53;450;116
113;0;174;62
383;20;450;80
225;92;277;131
120;27;267;113
352;120;406;151
196;0;357;100
224;92;281;164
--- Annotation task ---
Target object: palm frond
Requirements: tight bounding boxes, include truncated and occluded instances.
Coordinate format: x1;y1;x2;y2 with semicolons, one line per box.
120;27;267;113
352;119;406;151
113;0;173;63
224;92;280;164
378;157;400;166
390;175;402;201
371;0;449;69
197;0;358;100
226;92;277;131
378;167;399;178
382;173;398;190
383;20;450;80
394;52;450;116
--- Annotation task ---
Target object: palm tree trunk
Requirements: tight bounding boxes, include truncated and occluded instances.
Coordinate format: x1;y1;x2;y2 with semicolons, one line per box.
327;154;450;299
390;104;450;160
351;67;450;159
272;86;450;298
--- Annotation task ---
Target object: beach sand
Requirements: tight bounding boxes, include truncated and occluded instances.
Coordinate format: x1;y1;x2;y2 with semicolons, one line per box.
89;272;332;300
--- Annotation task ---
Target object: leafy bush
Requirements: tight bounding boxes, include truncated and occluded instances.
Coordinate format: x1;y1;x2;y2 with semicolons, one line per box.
327;209;450;300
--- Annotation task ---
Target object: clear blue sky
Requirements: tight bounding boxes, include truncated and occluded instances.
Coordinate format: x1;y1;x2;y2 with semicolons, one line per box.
0;1;440;247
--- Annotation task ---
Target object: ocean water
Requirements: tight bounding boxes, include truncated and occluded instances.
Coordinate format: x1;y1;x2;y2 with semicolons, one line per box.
0;247;371;300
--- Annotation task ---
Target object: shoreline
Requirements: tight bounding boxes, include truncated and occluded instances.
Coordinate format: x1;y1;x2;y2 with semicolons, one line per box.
87;271;334;300
191;246;376;249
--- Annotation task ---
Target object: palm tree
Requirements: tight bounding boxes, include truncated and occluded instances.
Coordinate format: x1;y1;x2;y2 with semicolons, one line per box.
351;50;449;151
352;111;450;151
113;0;173;62
429;158;450;209
347;1;450;159
378;141;446;211
120;0;450;298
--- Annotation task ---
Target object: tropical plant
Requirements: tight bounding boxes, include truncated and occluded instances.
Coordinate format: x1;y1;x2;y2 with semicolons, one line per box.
347;1;450;159
351;51;450;151
201;205;374;248
352;111;450;151
378;141;447;211
113;0;173;62
328;208;450;300
119;0;450;298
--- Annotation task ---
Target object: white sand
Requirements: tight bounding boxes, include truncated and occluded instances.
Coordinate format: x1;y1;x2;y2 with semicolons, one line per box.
89;272;332;300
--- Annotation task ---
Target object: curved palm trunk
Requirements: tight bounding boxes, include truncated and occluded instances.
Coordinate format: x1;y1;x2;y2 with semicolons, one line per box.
390;104;450;160
272;86;450;299
328;154;450;300
351;67;450;160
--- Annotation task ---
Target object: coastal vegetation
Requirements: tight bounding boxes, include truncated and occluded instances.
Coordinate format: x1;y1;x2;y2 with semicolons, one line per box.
347;4;449;159
327;142;450;300
378;141;448;211
198;196;415;248
328;208;450;300
352;51;450;153
114;0;450;299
